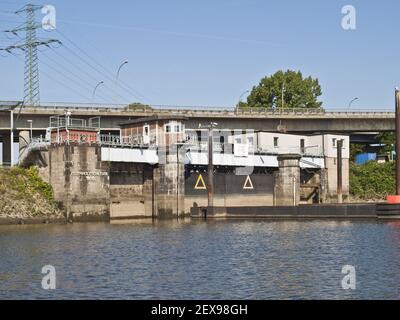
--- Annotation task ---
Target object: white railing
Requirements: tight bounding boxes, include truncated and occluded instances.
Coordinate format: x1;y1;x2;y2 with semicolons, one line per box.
257;145;323;157
99;134;157;147
49;115;101;130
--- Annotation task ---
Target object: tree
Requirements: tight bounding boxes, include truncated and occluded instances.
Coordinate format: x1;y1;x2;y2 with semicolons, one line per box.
244;70;323;109
124;102;153;112
377;132;395;154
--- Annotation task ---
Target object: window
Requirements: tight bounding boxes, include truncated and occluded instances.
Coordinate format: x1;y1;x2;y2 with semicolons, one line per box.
175;125;180;133
332;138;336;147
274;137;279;147
143;125;149;136
166;125;171;133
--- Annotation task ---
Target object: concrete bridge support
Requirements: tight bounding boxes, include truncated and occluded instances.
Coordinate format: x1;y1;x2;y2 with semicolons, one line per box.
1;131;12;165
18;130;30;159
155;146;186;218
274;154;301;206
49;144;110;222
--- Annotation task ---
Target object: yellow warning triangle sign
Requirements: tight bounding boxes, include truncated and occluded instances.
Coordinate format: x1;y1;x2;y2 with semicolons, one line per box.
195;174;207;190
243;175;254;190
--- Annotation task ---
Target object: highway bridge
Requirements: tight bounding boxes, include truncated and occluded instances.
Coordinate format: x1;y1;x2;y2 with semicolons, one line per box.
0;101;395;164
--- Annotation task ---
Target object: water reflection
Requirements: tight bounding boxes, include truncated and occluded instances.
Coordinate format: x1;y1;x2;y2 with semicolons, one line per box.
0;220;399;299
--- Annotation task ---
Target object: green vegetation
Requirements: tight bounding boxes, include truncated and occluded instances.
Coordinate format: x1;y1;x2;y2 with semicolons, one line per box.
124;102;153;112
0;166;61;218
350;161;395;200
241;70;323;109
377;132;395;154
350;143;365;162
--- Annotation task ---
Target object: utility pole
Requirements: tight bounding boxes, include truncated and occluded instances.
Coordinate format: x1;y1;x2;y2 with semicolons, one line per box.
396;89;400;195
207;122;218;210
337;139;343;204
208;127;214;209
0;4;61;106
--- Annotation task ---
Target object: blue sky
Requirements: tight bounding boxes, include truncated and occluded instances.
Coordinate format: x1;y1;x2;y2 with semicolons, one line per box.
0;0;399;109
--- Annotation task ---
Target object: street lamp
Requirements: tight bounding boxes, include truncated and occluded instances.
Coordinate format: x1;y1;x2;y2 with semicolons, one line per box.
27;120;33;142
116;60;129;80
348;97;359;110
92;81;105;99
236;90;250;111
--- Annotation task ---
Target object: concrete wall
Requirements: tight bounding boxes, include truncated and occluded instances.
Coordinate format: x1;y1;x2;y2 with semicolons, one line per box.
184;171;275;212
323;134;350;159
109;162;154;219
325;157;350;201
49;144;110;221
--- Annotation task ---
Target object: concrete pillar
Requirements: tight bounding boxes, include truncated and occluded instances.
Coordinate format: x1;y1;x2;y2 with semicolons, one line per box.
19;130;30;161
49;144;110;222
155;145;185;219
2;132;11;165
274;154;301;206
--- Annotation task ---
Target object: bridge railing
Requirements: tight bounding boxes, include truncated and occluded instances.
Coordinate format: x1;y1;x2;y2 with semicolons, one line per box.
11;102;395;115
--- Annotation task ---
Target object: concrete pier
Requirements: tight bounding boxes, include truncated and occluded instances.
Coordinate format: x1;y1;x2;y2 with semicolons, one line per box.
49;144;110;222
274;154;301;206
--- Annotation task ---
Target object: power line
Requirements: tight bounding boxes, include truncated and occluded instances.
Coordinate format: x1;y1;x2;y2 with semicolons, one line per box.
40;50;122;104
56;40;133;103
11;52;93;103
6;23;126;104
0;4;61;106
55;28;150;103
46;47;127;103
62;26;157;101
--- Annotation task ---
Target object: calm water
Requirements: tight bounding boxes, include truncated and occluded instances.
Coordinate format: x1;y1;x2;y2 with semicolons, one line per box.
1;220;400;300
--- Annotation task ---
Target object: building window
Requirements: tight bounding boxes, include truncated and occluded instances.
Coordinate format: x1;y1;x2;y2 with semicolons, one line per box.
332;138;336;147
166;125;171;133
175;125;180;133
274;137;279;147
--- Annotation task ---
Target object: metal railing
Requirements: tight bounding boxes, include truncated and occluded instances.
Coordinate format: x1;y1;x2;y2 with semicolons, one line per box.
99;134;157;147
7;101;393;114
49;115;101;130
257;145;323;157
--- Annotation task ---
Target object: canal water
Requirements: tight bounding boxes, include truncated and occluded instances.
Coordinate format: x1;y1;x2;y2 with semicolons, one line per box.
1;220;400;299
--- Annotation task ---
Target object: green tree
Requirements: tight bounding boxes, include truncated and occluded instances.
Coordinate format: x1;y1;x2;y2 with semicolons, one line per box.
244;70;323;109
378;132;395;154
124;102;153;112
350;143;365;162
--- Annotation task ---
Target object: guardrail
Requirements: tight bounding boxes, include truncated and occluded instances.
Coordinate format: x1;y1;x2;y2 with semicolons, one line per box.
1;101;394;115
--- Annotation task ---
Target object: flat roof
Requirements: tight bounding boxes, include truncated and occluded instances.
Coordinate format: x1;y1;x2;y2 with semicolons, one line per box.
120;115;188;126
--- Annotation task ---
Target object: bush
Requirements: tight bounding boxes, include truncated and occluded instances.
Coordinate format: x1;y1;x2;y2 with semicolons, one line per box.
350;161;395;200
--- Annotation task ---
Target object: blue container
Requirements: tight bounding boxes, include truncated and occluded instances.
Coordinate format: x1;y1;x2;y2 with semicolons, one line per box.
355;153;376;165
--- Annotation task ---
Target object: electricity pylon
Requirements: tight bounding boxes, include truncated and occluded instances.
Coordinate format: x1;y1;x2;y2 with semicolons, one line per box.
0;3;61;106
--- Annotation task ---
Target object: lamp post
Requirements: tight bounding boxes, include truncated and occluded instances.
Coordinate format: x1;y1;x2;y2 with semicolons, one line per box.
92;81;105;100
27;120;33;142
348;97;359;110
116;60;129;80
236;90;250;113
